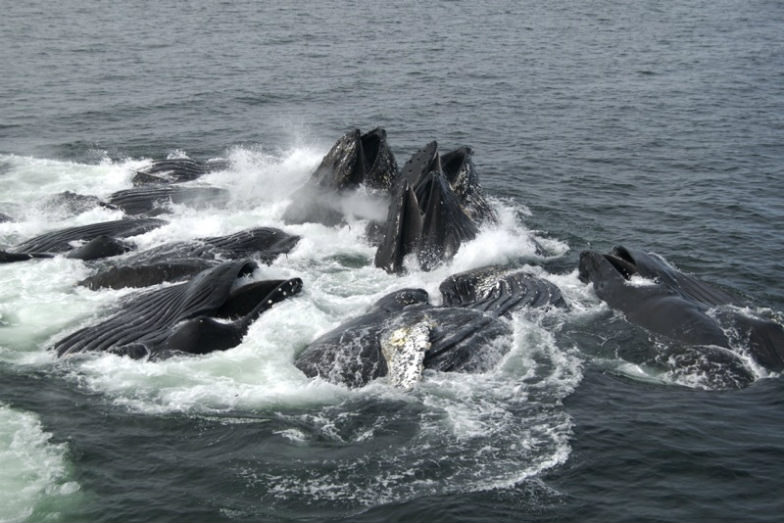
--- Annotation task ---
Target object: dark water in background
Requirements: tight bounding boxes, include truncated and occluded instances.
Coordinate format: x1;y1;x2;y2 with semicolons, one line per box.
2;1;783;521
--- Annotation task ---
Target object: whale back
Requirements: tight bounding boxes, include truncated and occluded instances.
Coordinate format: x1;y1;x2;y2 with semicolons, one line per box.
611;246;739;307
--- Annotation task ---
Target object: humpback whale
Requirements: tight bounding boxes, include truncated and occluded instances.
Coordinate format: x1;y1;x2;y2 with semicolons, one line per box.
398;142;497;226
54;260;303;358
294;266;565;389
131;157;227;186
0;218;165;263
373;142;496;273
579;246;784;372
280;129;497;273
80;227;300;290
282;127;398;225
107;185;231;216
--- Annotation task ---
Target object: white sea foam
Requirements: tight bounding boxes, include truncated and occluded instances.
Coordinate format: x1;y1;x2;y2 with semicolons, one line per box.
0;403;81;523
625;274;658;287
0;146;589;507
1;146;583;394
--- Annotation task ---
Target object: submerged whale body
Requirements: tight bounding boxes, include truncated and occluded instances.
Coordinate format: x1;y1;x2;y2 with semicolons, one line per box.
373;141;496;273
107;185;231;216
42;191;115;216
131;157;227;186
579;246;784;373
0;218;165;263
54;260;303;359
282;127;398;225
80;227;300;290
294;266;565;389
65;235;134;261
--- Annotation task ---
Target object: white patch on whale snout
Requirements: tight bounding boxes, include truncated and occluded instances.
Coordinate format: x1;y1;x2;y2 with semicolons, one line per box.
380;319;433;390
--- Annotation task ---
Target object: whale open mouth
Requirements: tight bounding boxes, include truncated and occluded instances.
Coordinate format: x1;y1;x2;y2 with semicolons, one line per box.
604;246;639;280
360;129;382;174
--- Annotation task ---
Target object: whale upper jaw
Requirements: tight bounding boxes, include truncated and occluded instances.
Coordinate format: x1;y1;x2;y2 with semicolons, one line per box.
578;248;639;284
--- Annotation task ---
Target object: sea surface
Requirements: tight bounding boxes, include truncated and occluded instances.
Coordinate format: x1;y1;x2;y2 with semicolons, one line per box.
1;1;783;521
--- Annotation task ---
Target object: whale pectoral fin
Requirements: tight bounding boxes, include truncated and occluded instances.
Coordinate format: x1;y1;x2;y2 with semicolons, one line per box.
380;319;434;390
1;250;38;263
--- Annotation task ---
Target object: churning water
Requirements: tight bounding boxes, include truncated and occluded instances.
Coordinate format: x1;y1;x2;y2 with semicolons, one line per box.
1;1;783;521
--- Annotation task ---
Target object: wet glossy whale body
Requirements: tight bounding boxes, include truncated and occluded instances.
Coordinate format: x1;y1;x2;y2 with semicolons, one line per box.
107;185;231;216
282;127;398;226
374;141;497;273
80;227;300;290
294;266;565;388
131;157;227;186
0;218;165;263
42;191;114;216
579;246;784;371
281;128;497;273
54;260;303;359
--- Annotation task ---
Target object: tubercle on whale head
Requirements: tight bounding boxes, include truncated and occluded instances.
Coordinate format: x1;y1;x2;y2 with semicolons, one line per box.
251;277;304;312
280;277;303;296
577;250;598;283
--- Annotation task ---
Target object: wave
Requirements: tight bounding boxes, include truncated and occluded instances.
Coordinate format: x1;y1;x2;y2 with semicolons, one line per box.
0;402;81;522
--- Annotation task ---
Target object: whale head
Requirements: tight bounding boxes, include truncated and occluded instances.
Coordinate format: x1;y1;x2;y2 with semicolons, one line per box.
578;246;639;284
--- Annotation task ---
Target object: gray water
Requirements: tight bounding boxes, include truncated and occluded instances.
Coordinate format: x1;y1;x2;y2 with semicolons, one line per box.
1;1;783;521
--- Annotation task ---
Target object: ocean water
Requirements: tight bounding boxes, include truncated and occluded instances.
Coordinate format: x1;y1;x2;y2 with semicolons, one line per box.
1;1;783;521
